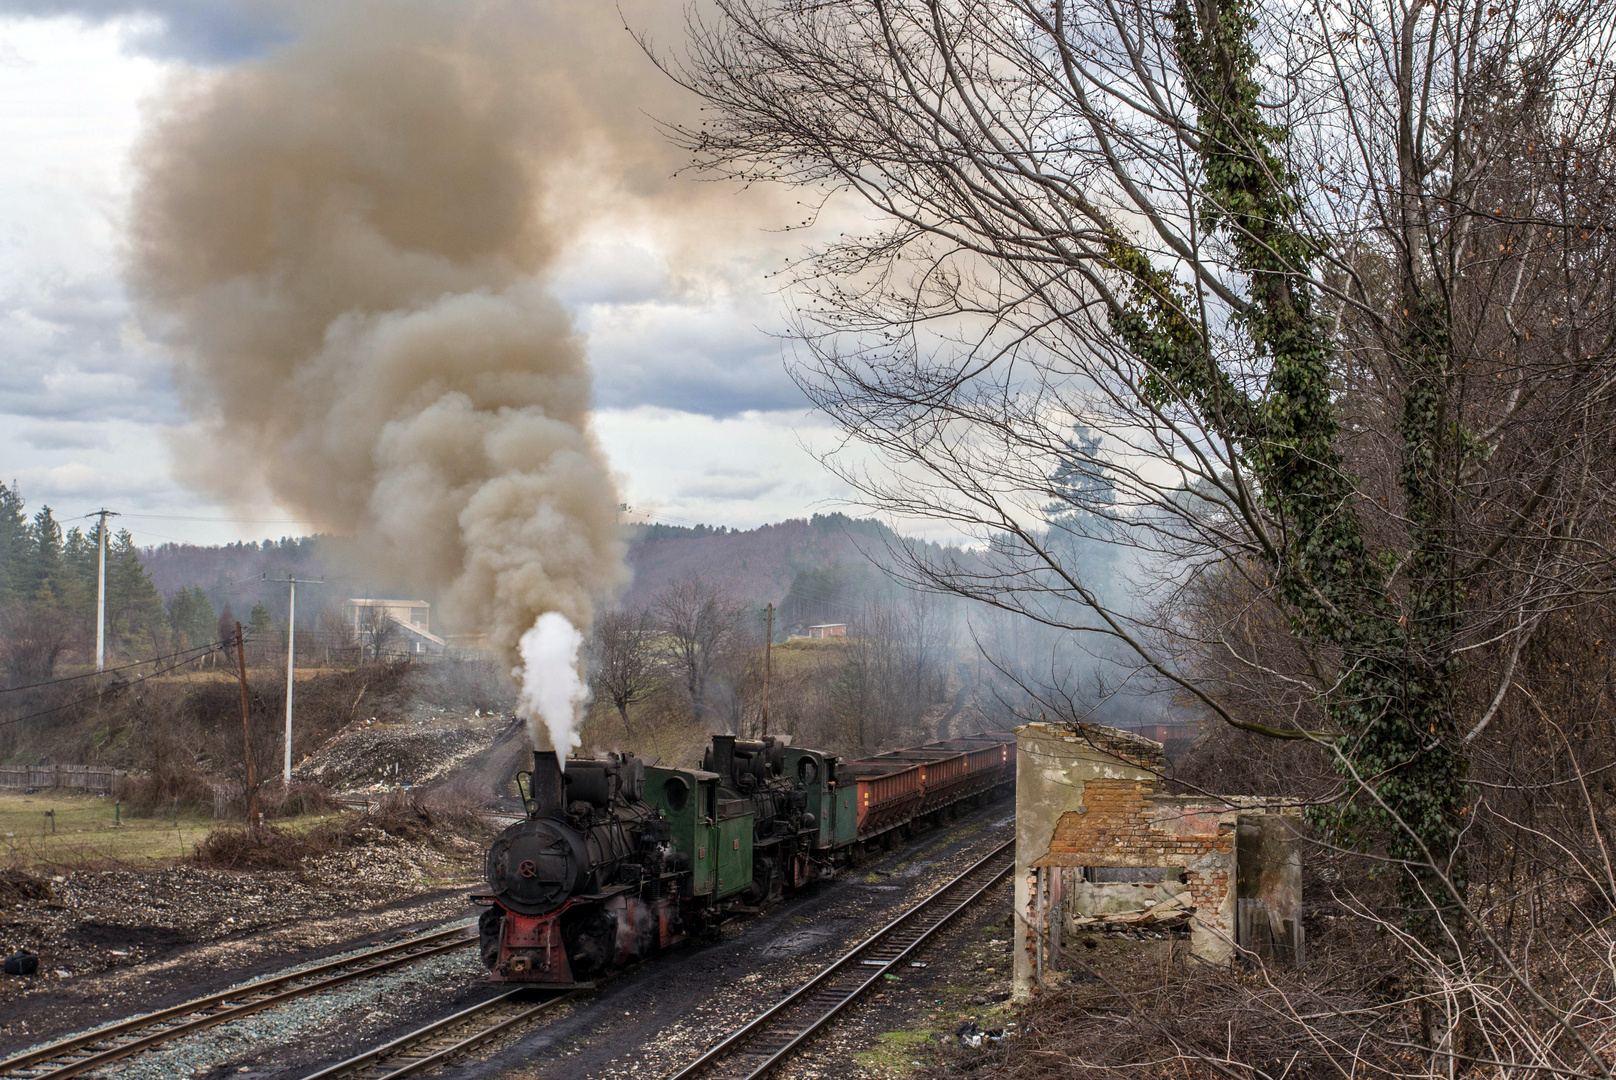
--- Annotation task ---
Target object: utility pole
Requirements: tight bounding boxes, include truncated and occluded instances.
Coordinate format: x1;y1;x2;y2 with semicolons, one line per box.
234;622;259;833
761;602;774;737
264;575;323;785
88;509;119;672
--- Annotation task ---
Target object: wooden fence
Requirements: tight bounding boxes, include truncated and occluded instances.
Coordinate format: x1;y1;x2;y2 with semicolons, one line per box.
0;764;127;793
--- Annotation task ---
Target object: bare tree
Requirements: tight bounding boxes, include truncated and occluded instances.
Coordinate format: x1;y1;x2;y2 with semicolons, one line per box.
318;606;357;668
661;0;1616;1062
0;602;74;686
655;577;747;723
830;592;958;751
211;603;239;670
588;609;659;735
358;604;399;664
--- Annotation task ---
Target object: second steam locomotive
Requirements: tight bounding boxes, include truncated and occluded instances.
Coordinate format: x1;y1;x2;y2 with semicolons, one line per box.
474;731;1015;984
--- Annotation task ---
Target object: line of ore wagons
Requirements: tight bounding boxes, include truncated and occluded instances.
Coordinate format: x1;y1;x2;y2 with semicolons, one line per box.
647;730;1017;902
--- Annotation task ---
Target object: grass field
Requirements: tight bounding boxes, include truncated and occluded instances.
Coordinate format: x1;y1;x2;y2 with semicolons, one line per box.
2;790;227;868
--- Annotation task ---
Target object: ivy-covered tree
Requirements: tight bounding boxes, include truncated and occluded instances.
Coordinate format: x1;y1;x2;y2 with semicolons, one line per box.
668;0;1616;1049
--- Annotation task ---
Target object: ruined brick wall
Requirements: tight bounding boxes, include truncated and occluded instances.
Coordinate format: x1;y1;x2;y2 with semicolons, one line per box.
1065;725;1167;773
1014;723;1300;999
1035;778;1237;955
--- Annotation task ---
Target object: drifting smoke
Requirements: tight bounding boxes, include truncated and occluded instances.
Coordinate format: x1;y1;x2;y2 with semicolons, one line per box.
126;0;684;754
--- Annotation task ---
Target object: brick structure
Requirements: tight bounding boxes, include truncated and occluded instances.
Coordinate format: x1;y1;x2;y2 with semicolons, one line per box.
1013;722;1299;999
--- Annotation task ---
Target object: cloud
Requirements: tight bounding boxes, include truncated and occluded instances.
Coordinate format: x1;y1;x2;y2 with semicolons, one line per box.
0;271;178;423
0;0;293;61
681;470;783;502
20;419;108;448
583;297;801;416
594;406;850;528
555;237;806;418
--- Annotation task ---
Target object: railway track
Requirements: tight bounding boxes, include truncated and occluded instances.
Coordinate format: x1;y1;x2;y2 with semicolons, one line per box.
299;986;581;1079
294;819;1014;1080
665;837;1015;1080
0;923;478;1080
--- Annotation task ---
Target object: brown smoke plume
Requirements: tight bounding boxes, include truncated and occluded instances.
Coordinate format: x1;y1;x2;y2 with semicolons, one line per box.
127;0;689;753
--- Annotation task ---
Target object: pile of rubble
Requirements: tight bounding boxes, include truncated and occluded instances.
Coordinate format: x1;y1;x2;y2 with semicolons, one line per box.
294;715;511;794
1068;890;1194;931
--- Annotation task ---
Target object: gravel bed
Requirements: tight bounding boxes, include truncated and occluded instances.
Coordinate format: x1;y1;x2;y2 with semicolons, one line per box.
0;833;468;980
4;916;480;1070
0;834;485;1052
96;942;486;1080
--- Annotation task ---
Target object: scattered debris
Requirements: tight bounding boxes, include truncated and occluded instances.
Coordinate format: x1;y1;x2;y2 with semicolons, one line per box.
294;723;503;793
3;951;38;976
956;1020;1009;1049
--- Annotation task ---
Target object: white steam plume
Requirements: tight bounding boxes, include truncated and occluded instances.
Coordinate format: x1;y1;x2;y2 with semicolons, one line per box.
517;613;590;762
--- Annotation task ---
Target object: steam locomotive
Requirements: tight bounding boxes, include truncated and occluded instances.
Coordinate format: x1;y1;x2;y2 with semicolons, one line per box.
474;731;1015;984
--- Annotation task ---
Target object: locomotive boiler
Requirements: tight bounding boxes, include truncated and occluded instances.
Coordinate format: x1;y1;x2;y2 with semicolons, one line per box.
476;750;685;983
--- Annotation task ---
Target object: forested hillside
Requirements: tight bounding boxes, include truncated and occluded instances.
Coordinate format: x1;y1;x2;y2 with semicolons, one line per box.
0;493;930;675
133;511;922;633
618;513;916;617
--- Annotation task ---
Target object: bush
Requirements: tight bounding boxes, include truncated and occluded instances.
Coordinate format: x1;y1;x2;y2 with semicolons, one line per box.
259;781;345;819
115;762;216;817
191;826;324;871
0;867;53;904
190;788;492;871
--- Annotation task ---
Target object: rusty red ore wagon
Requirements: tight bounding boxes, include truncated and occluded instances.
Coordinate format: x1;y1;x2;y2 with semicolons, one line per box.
473;731;1016;984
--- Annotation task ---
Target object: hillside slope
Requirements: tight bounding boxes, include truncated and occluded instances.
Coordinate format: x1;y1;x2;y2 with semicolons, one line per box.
620;514;900;610
137;514;916;628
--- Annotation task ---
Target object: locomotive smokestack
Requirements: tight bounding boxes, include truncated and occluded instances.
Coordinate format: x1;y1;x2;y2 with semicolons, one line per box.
530;750;565;818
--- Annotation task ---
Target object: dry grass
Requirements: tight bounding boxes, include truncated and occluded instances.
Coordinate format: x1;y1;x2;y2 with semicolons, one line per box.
938;940;1407;1080
190;787;493;871
0;789;219;868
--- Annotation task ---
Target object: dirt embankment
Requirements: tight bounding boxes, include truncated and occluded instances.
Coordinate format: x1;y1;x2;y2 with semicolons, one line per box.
0;795;493;1049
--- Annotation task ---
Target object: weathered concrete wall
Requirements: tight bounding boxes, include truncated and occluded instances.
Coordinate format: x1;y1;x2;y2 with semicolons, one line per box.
1013;722;1300;1000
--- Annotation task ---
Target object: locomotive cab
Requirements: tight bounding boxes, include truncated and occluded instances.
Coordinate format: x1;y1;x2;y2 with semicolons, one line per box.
784;747;849;851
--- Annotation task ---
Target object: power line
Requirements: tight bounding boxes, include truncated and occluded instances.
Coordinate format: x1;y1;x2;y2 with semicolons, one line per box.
0;637;244;695
0;638;238;728
117;512;313;526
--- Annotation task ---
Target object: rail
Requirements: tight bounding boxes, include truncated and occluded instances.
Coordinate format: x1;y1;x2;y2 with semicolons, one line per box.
298;987;582;1079
0;924;477;1080
664;837;1015;1080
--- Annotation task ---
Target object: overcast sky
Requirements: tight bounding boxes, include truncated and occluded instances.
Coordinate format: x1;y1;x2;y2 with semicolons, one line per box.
0;4;856;548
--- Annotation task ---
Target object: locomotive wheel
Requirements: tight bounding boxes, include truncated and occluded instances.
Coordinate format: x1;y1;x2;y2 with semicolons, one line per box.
477;907;504;969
